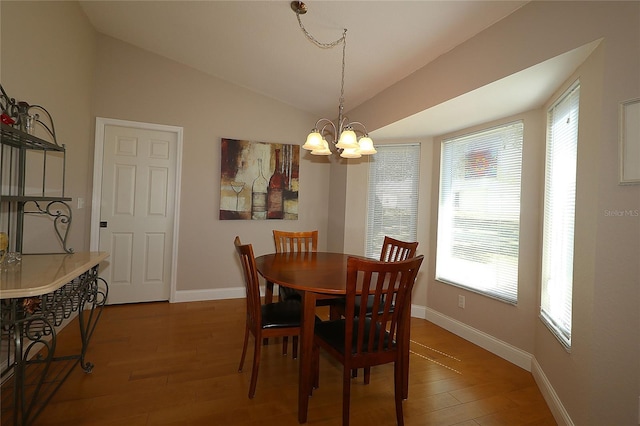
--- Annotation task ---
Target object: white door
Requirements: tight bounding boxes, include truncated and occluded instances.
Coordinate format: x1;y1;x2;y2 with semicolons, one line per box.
91;119;182;304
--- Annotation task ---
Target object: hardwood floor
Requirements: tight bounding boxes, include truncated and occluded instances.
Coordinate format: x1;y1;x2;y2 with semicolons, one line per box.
5;299;556;425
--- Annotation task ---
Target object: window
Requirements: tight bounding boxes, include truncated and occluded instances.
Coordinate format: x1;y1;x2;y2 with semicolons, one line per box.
365;144;420;259
540;82;580;349
436;121;524;303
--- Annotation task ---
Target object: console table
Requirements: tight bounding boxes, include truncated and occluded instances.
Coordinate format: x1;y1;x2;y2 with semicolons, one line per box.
0;252;109;425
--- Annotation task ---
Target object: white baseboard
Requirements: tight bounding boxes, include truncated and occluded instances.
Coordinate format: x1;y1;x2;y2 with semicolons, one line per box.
531;357;574;426
423;307;571;426
172;287;245;302
424;307;533;371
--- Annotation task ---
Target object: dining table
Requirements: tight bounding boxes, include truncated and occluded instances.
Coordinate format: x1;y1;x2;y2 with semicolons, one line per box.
255;251;412;424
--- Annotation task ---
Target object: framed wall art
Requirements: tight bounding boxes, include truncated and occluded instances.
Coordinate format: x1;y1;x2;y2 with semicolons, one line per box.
619;98;640;184
219;138;299;220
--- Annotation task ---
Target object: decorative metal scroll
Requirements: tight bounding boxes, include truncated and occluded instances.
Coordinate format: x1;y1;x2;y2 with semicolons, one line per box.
0;84;58;146
25;201;74;253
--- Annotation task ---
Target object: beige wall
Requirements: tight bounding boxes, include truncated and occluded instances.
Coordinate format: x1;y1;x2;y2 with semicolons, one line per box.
91;34;333;293
1;1;96;253
348;2;640;425
2;1;639;424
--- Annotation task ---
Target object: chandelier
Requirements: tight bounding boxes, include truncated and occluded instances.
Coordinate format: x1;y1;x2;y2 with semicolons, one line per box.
291;1;376;159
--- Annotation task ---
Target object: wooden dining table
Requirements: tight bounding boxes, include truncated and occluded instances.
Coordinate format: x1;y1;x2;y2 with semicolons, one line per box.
255;251;412;424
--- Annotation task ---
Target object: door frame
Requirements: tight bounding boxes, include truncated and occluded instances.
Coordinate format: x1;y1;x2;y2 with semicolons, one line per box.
90;117;183;303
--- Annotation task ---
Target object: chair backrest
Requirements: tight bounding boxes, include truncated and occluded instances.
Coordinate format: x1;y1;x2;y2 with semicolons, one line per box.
234;236;261;330
343;255;424;358
379;236;418;262
273;230;318;253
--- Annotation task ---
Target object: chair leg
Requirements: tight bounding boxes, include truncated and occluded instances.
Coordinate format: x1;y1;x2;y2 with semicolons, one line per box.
248;333;262;399
364;367;371;384
283;336;289;355
394;361;404;426
238;323;250;372
292;335;299;359
312;342;319;390
342;366;352;426
329;304;342;320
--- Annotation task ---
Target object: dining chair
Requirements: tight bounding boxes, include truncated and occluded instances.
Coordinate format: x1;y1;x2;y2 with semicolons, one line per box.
311;254;424;426
272;230;318;302
331;236;419;383
234;236;305;399
270;230;319;354
332;236;418;318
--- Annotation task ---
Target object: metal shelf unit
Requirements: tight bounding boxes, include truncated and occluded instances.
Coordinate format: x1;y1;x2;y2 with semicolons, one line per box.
0;86;73;254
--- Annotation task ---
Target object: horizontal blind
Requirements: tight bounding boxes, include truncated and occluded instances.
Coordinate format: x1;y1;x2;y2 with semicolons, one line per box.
365;144;420;259
436;121;524;303
540;82;580;349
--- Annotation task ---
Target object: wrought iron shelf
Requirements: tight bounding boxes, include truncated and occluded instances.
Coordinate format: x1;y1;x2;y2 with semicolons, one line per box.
0;123;64;151
1;85;72;254
2;196;72;202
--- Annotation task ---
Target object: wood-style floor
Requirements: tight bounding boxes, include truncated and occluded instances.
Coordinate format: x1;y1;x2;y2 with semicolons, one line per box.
5;299;556;425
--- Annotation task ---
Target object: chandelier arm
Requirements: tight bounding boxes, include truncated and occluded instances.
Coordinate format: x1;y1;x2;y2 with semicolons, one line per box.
317;120;337;138
345;121;370;135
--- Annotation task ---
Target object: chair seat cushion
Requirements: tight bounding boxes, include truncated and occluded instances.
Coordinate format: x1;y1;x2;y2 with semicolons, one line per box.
261;300;320;329
333;295;395;316
261;300;304;329
314;318;396;354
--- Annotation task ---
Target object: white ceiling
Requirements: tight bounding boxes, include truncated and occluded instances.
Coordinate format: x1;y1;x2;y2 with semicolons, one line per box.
79;1;594;138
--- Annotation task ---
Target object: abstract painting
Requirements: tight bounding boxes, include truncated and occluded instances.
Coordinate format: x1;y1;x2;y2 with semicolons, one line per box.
220;138;299;220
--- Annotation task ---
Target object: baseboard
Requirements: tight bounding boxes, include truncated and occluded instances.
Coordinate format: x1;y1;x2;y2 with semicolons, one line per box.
531;357;574;426
424;307;533;371
173;287;245;302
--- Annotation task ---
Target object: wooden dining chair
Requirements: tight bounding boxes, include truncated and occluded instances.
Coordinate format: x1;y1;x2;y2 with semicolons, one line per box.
340;236;419;383
270;230;319;354
311;255;424;426
234;236;304;399
332;236;419;319
272;230;318;303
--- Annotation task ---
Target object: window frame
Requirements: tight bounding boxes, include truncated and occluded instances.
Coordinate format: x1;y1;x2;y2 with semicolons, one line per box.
540;80;580;350
364;143;420;259
435;120;524;304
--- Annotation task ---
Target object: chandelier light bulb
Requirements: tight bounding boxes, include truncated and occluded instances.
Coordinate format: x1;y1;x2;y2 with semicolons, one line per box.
336;128;358;149
358;136;377;155
340;147;362;159
302;130;323;151
311;138;332;155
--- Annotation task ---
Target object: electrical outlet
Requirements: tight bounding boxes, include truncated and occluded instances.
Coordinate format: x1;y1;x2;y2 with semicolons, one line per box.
458;295;465;309
77;197;85;209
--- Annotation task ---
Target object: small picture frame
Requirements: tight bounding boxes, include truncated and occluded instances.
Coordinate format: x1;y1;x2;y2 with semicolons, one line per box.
619;98;640;184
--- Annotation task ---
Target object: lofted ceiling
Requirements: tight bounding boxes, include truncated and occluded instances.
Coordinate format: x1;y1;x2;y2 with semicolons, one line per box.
79;1;594;139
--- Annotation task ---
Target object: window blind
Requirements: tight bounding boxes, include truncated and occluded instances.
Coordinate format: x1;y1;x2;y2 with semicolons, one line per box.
540;82;580;349
436;121;524;303
365;144;420;259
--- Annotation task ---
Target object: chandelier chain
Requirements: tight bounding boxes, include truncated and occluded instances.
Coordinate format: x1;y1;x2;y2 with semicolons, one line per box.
293;1;376;157
294;12;348;110
294;13;345;49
